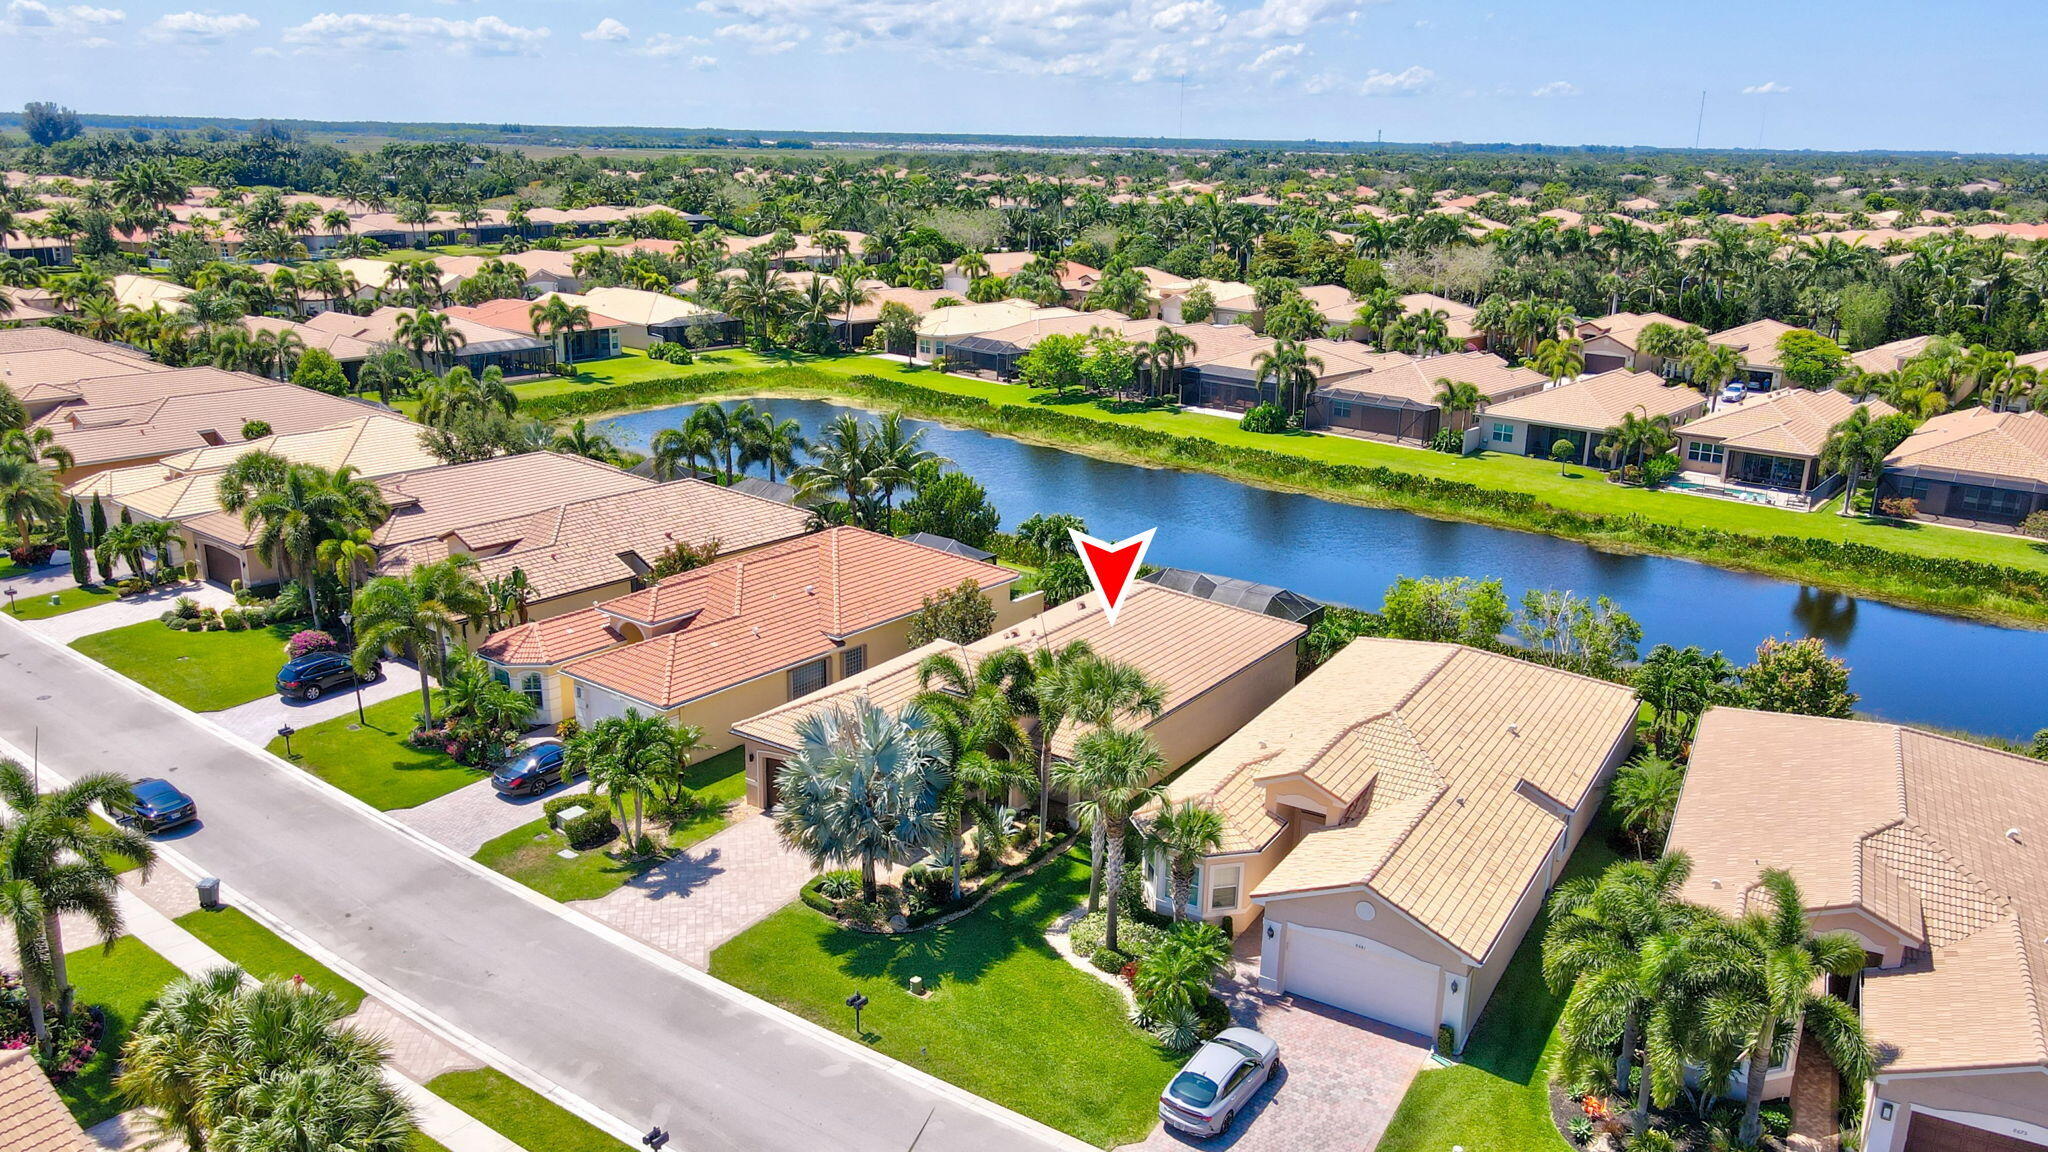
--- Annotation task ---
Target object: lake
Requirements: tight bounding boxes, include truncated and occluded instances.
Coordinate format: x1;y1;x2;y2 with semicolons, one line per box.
597;398;2047;741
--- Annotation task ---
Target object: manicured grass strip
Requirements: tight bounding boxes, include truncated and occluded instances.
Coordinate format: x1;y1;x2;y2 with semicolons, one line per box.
1374;817;1625;1152
390;348;783;416
411;1135;452;1152
6;584;120;620
174;906;367;1013
88;812;142;874
267;694;480;811
59;934;183;1127
72;620;296;712
474;747;745;902
711;852;1182;1148
426;1067;627;1152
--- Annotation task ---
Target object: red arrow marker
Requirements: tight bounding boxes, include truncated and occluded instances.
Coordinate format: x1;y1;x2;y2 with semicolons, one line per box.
1069;528;1155;626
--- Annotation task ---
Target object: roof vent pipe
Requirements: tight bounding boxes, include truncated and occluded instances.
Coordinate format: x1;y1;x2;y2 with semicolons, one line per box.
2008;828;2024;844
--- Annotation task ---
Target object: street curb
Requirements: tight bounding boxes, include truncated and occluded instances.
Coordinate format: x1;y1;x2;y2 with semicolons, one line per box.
2;613;1098;1152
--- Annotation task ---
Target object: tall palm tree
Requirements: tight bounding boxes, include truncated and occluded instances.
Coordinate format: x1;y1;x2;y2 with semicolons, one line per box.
916;652;1033;899
551;418;623;465
1048;655;1167;910
573;709;684;850
774;699;949;900
1595;408;1675;471
650;421;717;481
747;412;809;482
1529;335;1587;386
1543;852;1703;1132
977;640;1095;836
1141;328;1195;401
1251;338;1323;419
790;413;877;522
1687;869;1875;1145
866;411;944;518
0;454;65;553
1147;799;1225;923
529;296;595;367
349;557;486;726
317;526;378;614
1820;405;1887;517
1432;378;1491;436
236;464;386;631
394;307;463;371
1055;726;1165;954
832;264;870;352
1683;342;1742;400
2;426;76;473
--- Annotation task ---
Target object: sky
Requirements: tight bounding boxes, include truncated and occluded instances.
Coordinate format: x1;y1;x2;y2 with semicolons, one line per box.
1;0;2042;154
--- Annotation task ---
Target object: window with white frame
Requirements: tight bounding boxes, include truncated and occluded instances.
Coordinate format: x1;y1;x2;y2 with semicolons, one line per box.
1490;421;1514;444
1686;440;1726;464
519;673;544;712
1208;863;1242;911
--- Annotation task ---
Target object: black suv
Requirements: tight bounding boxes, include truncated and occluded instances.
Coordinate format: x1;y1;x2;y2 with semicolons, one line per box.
119;777;197;833
276;651;378;701
491;741;576;797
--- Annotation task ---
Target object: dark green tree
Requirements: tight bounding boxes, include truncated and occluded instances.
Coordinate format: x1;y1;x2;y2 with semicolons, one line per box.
64;498;87;586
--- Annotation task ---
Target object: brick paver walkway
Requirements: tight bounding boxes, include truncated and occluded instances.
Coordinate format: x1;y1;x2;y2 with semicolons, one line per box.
394;773;588;857
573;811;816;968
1134;925;1431;1151
351;997;483;1083
1787;1033;1841;1151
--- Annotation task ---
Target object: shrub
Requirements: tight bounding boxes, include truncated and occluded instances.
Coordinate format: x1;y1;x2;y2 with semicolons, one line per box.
8;542;56;567
1068;911;1168;962
222;610;248;631
649;341;694;364
286;629;337;659
1428;427;1464;454
1642;454;1681;488
1630;1131;1677;1152
1436;1024;1455;1056
554;716;582;742
816;870;860;901
800;883;838;915
173;596;201;620
561;808;617;850
1878;495;1919;520
542;793;593;823
1089;946;1129;974
1238;402;1287;434
2021;509;2048;540
901;864;954;907
1566;1116;1595;1145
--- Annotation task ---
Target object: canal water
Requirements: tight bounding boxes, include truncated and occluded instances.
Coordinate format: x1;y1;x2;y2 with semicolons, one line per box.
597;399;2046;741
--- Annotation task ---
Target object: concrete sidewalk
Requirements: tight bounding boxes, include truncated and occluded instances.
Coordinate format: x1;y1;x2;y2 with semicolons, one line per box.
19;581;236;644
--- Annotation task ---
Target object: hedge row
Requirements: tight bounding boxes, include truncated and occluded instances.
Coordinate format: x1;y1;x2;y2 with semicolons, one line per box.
521;365;2048;618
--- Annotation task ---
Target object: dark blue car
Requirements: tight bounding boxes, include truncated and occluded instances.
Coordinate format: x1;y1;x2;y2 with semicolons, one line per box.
120;777;197;833
276;651;378;701
491;741;575;797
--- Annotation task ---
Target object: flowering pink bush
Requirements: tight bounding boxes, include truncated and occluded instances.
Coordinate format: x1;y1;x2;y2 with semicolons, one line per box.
286;630;337;659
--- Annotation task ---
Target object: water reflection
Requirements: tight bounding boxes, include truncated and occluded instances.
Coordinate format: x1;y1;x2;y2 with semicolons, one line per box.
597;399;2046;739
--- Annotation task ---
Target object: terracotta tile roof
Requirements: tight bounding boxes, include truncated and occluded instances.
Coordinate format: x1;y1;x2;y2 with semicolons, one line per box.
1167;638;1636;962
1322;351;1547;409
111;273;192;312
477;605;625;666
239;314;380;362
0;1048;93;1152
574;287;721;328
1575;311;1689;351
960;310;1164;352
1849;334;1939;375
562;527;1019;709
33;377;387;468
918;300;1070;340
371;452;652;548
18;365;249;412
388;479;811;603
1678;390;1898;460
1668;708;2048;1076
1881;408;2048;488
733;580;1306;755
1709;319;1804;369
0;345;161;397
444;296;627;335
1479;368;1707;433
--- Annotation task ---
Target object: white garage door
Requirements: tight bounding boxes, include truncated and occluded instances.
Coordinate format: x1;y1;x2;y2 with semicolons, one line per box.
1282;927;1440;1036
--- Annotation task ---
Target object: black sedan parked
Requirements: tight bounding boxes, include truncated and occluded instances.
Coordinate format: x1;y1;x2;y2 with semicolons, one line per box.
491;741;577;797
118;777;198;833
276;651;379;701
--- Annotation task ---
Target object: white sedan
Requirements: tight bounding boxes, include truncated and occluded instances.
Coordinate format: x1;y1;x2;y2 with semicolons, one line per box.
1157;1027;1279;1137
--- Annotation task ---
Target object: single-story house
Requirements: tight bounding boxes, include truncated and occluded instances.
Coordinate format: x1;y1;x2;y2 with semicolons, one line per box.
1709;319;1805;390
1157;279;1258;326
571;286;739;350
1575;311;1690;375
724;231;871;270
1314;351;1547;444
371;451;654;559
1676;389;1899;498
1177;334;1398;413
239;315;380;382
1874;408;2048;530
1479;368;1709;467
380;476;813;630
942;310;1163;379
1849;334;1940;376
305;307;553;378
444;296;625;364
731;579;1305;810
828;286;956;350
942;251;1100;299
1156;638;1638;1045
1666;708;2048;1152
1397;293;1485;351
914;300;1068;362
0;328;163;402
494;527;1041;752
110;273;193;314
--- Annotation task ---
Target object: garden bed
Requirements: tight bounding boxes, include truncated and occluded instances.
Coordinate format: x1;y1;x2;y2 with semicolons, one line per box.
796;829;1071;934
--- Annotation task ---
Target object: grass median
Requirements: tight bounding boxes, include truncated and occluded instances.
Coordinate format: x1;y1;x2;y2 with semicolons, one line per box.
71;620;297;712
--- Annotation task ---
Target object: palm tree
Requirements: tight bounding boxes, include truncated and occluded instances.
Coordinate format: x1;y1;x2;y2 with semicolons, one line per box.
1820;405;1887;517
1140;328;1195;401
1432;378;1490;436
1056;726;1165;954
832;264;870;352
1048;655;1167;909
1147;799;1225;923
867;411;943;518
915;653;1034;899
317;526;378;615
1691;869;1875;1145
1251;338;1323;419
773;699;949;900
529;296;595;367
1529;335;1586;386
1595;408;1675;471
791;413;878;523
2;426;76;473
976;641;1093;835
574;709;686;850
551;418;623;464
650;421;716;481
236;464;386;630
1543;852;1702;1132
1684;342;1742;400
0;454;63;551
0;871;57;1052
349;557;486;726
394;307;464;371
1609;755;1685;851
747;412;809;482
1631;644;1733;756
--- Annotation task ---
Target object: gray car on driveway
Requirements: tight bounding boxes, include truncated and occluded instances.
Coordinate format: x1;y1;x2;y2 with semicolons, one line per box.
1157;1027;1279;1138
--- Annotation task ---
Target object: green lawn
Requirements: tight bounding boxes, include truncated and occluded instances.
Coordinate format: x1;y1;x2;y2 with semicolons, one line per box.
1374;816;1625;1152
6;583;121;620
71;620;297;712
173;906;367;1012
266;693;481;810
88;811;143;874
391;348;804;416
59;934;184;1127
710;851;1183;1148
473;746;745;902
426;1068;627;1152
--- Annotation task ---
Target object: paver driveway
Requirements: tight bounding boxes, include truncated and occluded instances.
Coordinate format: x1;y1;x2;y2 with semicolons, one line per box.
573;811;815;968
1131;958;1432;1150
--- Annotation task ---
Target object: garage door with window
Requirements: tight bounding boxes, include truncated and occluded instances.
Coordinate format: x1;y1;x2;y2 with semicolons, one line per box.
1280;926;1440;1037
1906;1114;2047;1152
202;544;242;585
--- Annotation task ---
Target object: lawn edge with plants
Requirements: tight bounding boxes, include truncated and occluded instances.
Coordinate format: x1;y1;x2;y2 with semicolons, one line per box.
172;905;367;1012
54;934;185;1128
537;358;2048;627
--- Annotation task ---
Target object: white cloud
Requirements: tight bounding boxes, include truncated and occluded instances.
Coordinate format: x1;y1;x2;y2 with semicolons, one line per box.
1357;64;1432;95
1150;0;1224;34
3;0;124;33
689;54;717;69
282;11;550;56
581;16;628;41
634;31;707;57
1530;79;1578;98
714;20;805;52
149;10;258;42
1742;80;1791;95
1244;0;1379;38
1245;42;1302;71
